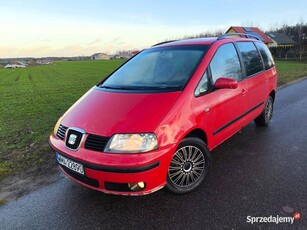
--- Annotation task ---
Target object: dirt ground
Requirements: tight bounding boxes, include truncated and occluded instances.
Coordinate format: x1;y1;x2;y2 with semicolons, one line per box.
0;163;60;205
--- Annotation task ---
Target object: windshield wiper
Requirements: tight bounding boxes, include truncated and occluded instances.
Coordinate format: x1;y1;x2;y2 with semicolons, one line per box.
156;86;181;89
100;85;181;91
99;85;136;90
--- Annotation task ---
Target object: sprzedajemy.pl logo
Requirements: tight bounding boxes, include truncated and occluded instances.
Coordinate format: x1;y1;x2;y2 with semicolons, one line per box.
247;212;301;225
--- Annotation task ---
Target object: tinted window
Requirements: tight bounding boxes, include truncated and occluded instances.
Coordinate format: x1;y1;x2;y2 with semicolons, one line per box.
101;46;208;91
210;43;242;83
255;42;275;70
237;42;264;76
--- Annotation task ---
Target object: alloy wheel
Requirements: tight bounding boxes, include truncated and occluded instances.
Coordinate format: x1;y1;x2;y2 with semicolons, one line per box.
168;146;205;187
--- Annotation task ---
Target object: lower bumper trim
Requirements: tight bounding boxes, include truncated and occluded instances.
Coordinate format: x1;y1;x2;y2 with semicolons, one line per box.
105;182;133;192
60;165;99;188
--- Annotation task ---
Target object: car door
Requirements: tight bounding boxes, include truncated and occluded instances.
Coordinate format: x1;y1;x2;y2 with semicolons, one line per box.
208;43;247;147
254;41;277;97
236;41;267;124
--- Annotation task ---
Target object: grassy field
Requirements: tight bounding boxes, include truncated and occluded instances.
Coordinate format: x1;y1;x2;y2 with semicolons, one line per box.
276;61;307;86
0;60;306;179
0;60;125;179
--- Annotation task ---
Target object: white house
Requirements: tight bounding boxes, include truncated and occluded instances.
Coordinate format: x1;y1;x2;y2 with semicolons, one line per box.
91;53;110;60
4;64;26;68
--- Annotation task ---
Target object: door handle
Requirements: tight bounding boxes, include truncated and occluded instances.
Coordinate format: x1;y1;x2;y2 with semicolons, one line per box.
241;89;247;95
264;79;269;84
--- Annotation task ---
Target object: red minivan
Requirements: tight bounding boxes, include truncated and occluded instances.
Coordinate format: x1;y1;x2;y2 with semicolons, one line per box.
49;34;277;195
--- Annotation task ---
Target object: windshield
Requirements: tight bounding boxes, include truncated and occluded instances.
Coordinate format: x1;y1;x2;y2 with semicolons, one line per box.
100;45;208;91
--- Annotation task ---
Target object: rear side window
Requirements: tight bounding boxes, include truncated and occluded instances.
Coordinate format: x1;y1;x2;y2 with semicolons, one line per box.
237;42;264;77
255;42;275;70
210;43;242;83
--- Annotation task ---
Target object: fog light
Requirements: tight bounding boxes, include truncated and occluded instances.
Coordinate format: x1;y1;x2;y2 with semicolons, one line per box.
128;182;146;191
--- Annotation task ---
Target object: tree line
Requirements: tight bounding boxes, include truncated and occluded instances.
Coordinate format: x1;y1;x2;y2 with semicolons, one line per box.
162;21;307;60
274;21;306;60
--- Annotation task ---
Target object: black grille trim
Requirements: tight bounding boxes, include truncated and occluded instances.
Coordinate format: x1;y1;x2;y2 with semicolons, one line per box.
56;125;68;140
60;165;99;188
85;134;110;152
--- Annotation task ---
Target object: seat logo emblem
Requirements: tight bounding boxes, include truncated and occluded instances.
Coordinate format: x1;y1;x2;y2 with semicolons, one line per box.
68;134;77;145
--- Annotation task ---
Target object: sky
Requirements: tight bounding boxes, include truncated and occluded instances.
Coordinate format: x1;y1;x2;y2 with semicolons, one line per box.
0;0;306;58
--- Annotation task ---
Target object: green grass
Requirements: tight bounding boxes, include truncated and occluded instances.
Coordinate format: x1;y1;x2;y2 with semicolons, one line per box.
0;60;125;179
275;61;307;86
0;59;306;179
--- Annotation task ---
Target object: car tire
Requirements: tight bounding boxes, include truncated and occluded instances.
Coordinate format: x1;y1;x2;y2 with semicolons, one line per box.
254;96;274;127
166;137;212;194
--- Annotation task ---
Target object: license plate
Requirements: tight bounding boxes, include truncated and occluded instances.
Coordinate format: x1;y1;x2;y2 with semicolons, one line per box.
56;153;84;175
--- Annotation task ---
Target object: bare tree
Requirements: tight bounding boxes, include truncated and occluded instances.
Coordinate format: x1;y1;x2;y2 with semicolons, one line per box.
274;20;307;60
297;22;306;61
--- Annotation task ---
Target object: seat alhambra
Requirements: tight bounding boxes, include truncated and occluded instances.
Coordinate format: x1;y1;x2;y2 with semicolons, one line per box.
49;34;277;195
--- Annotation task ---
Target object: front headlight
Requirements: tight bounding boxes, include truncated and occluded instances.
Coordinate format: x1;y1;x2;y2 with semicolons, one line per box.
105;133;158;153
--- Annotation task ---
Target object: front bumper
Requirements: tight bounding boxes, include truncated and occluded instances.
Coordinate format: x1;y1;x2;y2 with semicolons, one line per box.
49;134;176;195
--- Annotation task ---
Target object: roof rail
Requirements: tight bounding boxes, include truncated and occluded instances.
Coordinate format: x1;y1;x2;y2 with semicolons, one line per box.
218;33;261;41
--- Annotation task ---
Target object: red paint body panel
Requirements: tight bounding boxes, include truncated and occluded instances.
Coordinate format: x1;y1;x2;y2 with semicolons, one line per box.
49;37;277;195
61;88;181;136
50;136;177;195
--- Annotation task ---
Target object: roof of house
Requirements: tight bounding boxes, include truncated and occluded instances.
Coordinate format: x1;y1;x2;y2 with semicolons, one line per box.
226;26;273;44
266;32;296;45
91;53;102;57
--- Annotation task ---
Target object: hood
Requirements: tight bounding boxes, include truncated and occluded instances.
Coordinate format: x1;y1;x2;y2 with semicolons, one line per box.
61;87;181;136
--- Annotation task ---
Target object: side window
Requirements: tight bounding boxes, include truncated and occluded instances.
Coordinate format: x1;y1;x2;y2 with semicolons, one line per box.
255;42;275;70
195;71;209;97
237;42;264;76
210;43;242;83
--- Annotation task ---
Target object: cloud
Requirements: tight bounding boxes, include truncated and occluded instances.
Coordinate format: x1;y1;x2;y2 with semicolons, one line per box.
112;37;121;42
88;38;102;45
0;17;230;58
0;45;52;58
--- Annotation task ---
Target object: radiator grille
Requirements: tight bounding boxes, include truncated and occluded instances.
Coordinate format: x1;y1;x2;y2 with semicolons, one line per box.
85;134;110;152
56;125;68;140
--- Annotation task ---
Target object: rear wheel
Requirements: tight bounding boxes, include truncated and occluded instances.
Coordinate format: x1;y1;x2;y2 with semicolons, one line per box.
254;96;274;126
166;137;211;194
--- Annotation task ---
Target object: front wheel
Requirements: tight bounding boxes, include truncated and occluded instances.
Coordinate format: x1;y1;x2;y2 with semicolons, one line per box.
166;137;211;194
254;96;274;126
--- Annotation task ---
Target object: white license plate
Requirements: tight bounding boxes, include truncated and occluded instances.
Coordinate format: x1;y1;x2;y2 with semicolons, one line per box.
56;153;84;175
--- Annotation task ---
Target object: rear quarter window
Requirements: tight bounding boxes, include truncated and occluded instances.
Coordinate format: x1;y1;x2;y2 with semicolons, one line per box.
237;42;264;77
255;42;275;70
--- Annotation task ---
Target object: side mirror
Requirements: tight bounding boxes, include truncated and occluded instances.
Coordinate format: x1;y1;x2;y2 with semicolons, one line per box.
215;78;238;89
